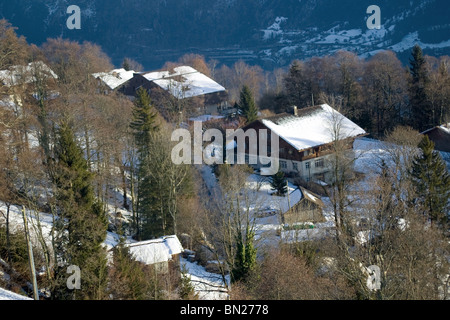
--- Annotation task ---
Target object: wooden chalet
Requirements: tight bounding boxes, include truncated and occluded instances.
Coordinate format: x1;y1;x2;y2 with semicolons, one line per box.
118;66;230;118
240;104;367;184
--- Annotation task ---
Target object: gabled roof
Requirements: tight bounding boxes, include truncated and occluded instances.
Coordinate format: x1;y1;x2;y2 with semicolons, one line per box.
260;104;366;151
141;66;226;99
0;61;58;87
421;123;450;153
125;235;183;265
92;68;136;90
299;186;325;208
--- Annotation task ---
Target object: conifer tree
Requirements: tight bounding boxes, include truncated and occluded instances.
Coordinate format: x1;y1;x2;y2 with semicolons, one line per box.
271;170;288;196
108;237;163;300
411;135;450;225
408;45;432;131
284;60;308;107
238;85;258;124
130;87;159;158
129;87;159;239
232;223;257;283
122;58;131;71
51;122;108;300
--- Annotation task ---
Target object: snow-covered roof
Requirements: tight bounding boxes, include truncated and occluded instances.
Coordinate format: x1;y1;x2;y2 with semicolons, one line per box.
299;186;324;207
421;123;450;135
189;115;225;122
92;68;136;90
260;104;366;151
0;61;58;87
125;235;183;265
245;174;304;215
142;66;226;99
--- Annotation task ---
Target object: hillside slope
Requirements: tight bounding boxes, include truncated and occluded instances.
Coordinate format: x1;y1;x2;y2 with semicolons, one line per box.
1;1;450;69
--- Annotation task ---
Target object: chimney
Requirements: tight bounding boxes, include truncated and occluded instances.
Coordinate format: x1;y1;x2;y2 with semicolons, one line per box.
293;105;298;116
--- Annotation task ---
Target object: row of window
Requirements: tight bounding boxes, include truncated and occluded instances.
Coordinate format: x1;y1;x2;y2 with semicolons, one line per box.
279;158;324;171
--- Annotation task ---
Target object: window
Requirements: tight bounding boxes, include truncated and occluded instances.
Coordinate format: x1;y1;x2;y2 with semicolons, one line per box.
293;162;298;171
305;162;310;169
315;158;324;168
280;160;287;169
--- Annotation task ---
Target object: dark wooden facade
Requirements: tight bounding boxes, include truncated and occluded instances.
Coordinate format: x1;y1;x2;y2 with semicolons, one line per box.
240;119;356;163
423;125;450;153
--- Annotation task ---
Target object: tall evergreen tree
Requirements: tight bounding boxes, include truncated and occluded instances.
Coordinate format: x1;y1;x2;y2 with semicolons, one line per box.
410;135;450;225
284;60;310;108
238;85;259;124
122;58;131;71
51;122;108;300
129;87;160;240
130;87;159;158
408;45;432;132
232;223;257;283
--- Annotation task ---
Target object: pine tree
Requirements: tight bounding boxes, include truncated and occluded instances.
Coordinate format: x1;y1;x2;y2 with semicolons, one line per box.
284;60;309;107
51;122;108;300
238;85;258;124
108;237;162;300
122;58;131;71
130;87;159;158
408;45;432;132
178;264;198;300
129;87;160;240
270;170;288;196
232;224;257;283
410;135;450;225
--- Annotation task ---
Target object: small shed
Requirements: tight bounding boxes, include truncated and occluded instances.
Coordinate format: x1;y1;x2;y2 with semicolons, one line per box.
422;124;450;153
283;186;325;224
125;235;183;275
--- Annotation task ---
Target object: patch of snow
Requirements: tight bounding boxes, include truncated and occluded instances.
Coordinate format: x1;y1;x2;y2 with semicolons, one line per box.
181;258;229;300
278;45;299;55
0;61;57;87
0;287;32;300
189;115;225;122
262;17;288;40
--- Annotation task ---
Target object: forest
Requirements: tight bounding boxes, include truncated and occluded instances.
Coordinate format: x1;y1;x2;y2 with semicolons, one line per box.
0;18;449;300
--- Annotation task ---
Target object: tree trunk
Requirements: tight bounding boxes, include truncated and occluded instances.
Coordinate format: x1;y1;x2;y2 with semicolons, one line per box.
22;206;39;300
121;164;128;209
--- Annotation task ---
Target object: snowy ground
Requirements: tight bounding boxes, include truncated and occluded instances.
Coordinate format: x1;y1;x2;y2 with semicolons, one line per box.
197;137;394;249
0;287;32;300
0;137;414;300
181;258;229;300
0;202;121;252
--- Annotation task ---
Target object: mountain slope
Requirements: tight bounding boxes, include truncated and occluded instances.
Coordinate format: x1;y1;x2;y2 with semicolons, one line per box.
1;0;449;69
